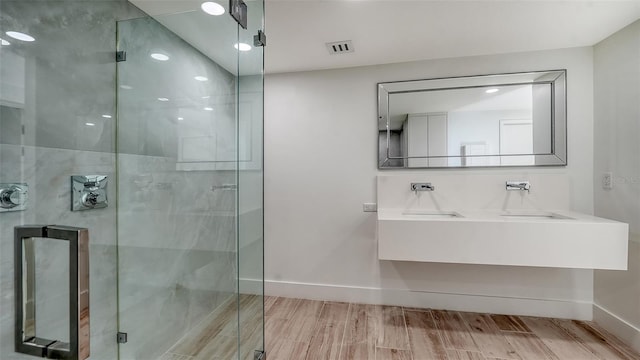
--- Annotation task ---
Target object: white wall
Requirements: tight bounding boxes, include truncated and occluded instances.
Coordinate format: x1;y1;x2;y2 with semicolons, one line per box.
593;19;640;351
265;47;595;318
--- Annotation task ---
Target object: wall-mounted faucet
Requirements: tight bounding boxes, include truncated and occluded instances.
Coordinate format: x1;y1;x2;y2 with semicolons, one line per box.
506;181;531;192
411;182;435;194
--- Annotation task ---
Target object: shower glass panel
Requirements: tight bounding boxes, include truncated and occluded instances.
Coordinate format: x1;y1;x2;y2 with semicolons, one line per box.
116;2;264;359
238;0;265;359
1;0;264;359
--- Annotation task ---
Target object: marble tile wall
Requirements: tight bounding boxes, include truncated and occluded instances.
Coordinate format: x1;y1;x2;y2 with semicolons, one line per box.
0;0;143;153
116;16;236;158
116;154;238;359
0;1;142;358
0;145;118;360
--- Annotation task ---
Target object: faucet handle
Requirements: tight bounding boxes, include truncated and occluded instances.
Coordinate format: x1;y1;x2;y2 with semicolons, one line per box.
411;183;435;192
0;184;28;209
506;181;530;192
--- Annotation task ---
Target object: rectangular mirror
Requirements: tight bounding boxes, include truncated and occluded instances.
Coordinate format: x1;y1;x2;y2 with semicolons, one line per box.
378;70;567;168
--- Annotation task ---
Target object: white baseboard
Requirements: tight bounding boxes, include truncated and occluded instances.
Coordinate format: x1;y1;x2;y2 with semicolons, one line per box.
264;279;593;320
240;278;263;295
593;303;640;353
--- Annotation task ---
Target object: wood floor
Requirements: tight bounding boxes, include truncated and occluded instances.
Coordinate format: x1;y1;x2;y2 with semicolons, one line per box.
160;295;640;360
161;294;264;360
265;296;640;360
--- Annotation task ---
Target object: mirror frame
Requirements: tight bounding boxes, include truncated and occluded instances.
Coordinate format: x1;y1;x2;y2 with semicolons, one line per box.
377;70;567;169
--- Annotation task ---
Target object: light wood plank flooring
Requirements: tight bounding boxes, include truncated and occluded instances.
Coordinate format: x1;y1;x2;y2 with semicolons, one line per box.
160;295;640;360
161;294;264;360
265;296;640;360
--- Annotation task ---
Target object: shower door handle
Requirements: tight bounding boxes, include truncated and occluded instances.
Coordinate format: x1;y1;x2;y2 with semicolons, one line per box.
14;225;90;360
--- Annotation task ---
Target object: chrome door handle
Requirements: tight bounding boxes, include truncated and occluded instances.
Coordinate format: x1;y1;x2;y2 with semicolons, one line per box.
14;225;90;360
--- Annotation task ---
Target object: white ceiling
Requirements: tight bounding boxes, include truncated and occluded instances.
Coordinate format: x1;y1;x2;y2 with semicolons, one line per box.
129;1;640;75
129;0;263;75
265;0;640;73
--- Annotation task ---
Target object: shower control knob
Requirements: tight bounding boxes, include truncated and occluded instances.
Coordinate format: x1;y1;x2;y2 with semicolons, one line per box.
0;185;28;209
81;191;100;207
71;175;108;211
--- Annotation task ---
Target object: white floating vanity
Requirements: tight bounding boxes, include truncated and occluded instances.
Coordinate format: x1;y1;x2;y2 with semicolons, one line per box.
377;175;629;270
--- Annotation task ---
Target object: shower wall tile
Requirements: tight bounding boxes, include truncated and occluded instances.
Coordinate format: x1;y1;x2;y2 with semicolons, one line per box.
0;0;144;152
0;145;118;359
117;153;237;359
116;16;236;158
0;1;142;355
0;148;240;360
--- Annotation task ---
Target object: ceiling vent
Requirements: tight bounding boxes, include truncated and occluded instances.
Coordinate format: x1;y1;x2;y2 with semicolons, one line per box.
326;40;354;55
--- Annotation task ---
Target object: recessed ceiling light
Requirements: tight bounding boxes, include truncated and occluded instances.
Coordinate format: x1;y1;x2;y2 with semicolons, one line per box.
102;114;112;119
150;53;170;61
85;122;96;126
202;95;210;99
1;38;10;46
234;43;251;52
6;31;35;42
486;88;499;94
201;2;225;16
177;117;184;121
194;76;208;81
204;107;214;111
120;85;133;90
158;97;169;102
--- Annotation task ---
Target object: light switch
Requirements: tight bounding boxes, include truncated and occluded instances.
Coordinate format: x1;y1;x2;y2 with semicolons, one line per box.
363;203;377;212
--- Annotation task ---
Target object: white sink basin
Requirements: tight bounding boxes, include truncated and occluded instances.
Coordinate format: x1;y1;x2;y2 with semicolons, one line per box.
377;208;628;270
501;211;573;220
402;210;463;218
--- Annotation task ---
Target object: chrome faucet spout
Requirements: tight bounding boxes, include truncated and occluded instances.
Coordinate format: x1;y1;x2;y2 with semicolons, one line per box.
506;181;531;192
411;182;435;193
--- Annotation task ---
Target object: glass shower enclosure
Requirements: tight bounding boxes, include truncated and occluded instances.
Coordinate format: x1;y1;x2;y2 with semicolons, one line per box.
0;0;264;359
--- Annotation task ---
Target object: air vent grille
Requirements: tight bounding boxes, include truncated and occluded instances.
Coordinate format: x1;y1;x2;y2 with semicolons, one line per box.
326;40;354;54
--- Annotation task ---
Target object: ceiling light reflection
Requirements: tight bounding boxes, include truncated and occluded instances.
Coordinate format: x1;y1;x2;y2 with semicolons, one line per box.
150;53;170;61
234;43;251;52
6;31;35;42
201;2;225;16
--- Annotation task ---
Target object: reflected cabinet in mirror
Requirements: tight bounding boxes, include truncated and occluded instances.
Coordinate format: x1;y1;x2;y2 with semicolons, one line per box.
378;70;567;169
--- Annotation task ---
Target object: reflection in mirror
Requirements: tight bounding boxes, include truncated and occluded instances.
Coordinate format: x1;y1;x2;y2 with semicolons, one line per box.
378;70;566;169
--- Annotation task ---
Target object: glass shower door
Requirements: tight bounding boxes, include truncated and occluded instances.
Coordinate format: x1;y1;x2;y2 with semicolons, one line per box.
115;1;264;359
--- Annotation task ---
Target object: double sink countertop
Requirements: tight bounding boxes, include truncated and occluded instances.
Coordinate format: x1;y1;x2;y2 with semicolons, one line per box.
377;208;629;270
